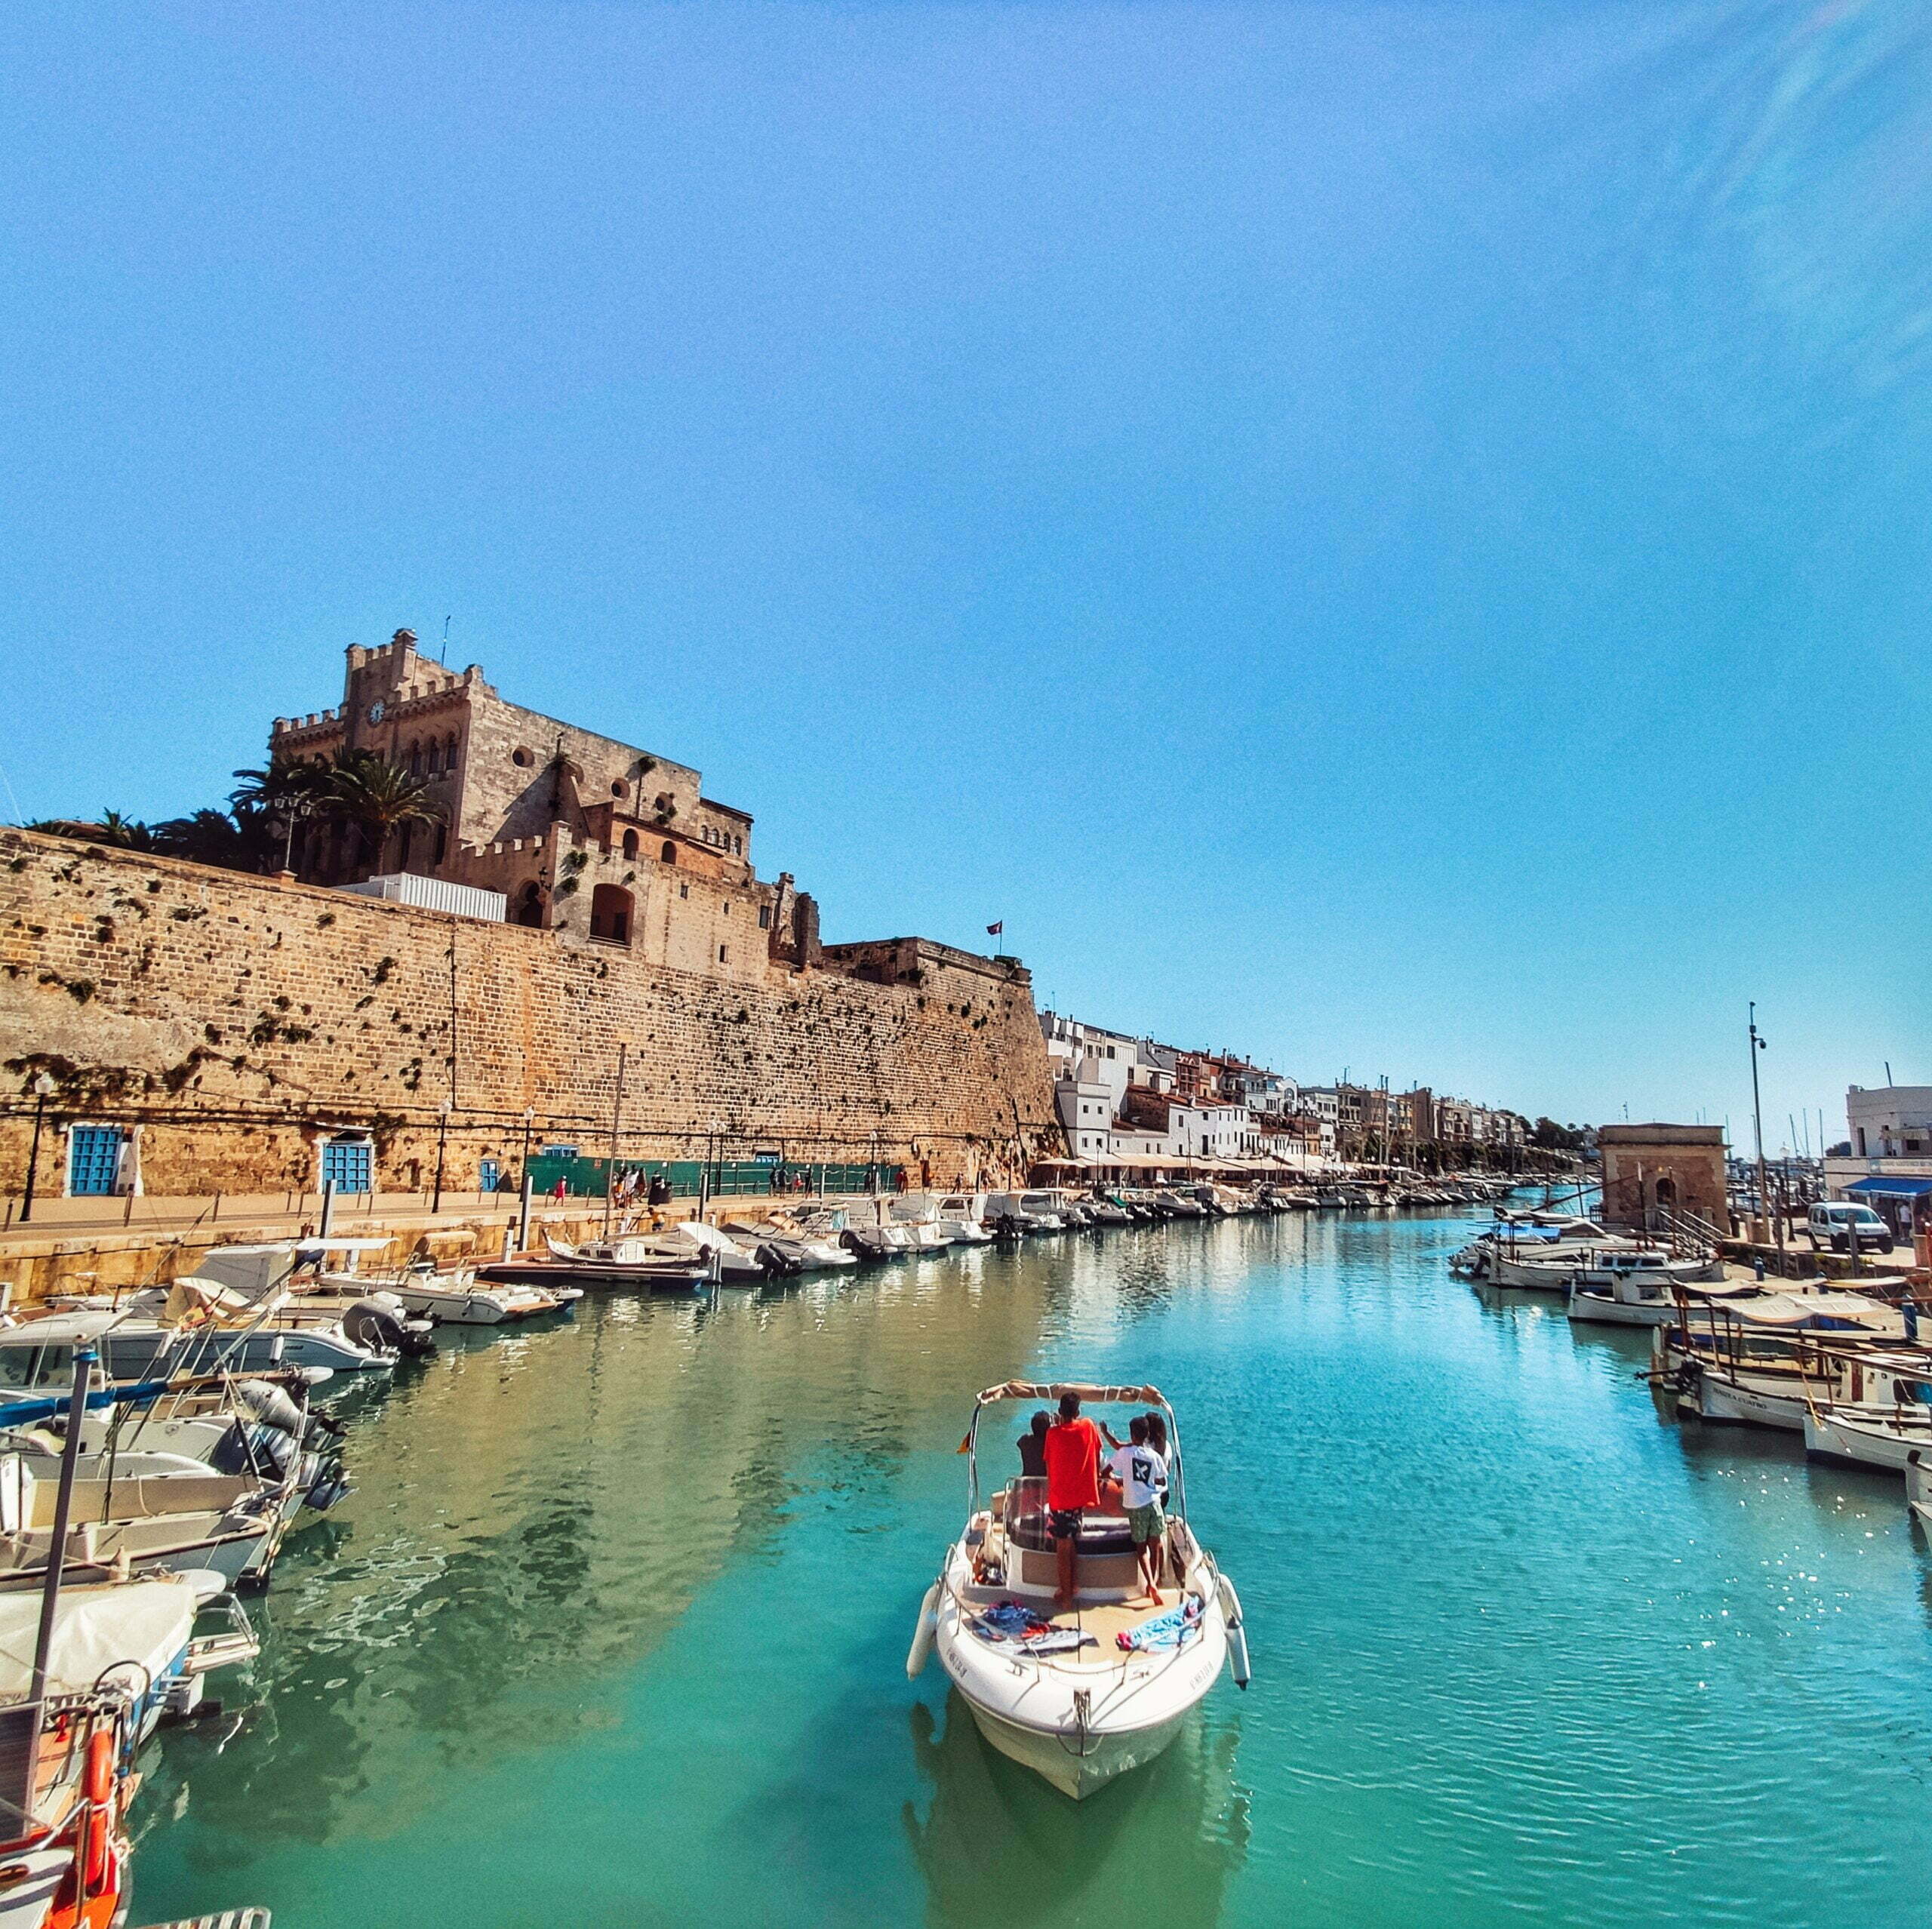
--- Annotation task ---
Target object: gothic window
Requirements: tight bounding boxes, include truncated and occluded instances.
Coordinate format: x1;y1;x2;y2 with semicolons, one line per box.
622;829;639;860
661;841;676;864
445;732;458;771
516;881;544;928
426;740;440;777
407;740;421;776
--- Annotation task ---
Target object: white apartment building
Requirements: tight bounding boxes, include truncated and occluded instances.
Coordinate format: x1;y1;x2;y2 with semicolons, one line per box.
1847;1086;1932;1159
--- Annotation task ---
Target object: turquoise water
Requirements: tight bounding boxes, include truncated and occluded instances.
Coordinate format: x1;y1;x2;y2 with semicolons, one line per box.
128;1214;1932;1927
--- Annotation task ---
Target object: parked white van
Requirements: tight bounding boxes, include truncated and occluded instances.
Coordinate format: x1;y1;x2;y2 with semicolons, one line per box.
1806;1201;1894;1254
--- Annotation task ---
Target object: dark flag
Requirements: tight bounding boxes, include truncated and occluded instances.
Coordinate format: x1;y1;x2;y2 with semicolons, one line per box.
986;921;1003;936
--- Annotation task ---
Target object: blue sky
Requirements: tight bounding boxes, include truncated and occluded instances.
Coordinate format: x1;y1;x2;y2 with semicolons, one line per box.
2;1;1927;1147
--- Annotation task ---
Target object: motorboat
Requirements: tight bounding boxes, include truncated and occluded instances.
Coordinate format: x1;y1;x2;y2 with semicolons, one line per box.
718;1211;857;1271
307;1240;576;1324
0;1454;281;1590
909;1380;1248;1801
1565;1254;1740;1327
930;1196;995;1244
0;1308;393;1395
482;1235;728;1291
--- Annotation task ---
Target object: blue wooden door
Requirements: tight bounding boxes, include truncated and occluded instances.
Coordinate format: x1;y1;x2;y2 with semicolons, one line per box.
478;1158;500;1192
68;1126;122;1196
321;1137;373;1195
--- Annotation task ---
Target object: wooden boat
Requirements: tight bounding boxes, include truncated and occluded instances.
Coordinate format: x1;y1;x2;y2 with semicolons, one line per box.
480;1238;717;1293
1566;1258;1747;1327
909;1380;1247;1801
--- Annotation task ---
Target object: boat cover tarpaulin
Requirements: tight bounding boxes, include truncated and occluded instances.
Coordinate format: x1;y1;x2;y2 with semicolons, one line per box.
1847;1177;1932;1197
1715;1293;1903;1332
0;1580;195;1700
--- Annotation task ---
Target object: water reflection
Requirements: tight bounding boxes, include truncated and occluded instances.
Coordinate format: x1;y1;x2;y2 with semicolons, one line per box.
903;1694;1250;1929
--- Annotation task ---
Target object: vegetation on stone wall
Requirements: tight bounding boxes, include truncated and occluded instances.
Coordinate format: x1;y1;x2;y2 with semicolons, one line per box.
29;749;441;880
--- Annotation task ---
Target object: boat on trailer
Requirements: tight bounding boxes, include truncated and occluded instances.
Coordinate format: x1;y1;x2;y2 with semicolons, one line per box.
909;1380;1248;1801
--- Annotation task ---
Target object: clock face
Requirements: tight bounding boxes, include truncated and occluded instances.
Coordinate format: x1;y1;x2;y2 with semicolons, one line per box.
368;700;386;724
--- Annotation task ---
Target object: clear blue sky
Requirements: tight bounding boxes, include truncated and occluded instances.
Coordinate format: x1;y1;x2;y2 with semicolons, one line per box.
2;2;1927;1149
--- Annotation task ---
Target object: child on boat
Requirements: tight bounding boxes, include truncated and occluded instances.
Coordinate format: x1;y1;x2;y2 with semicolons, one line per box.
1107;1416;1169;1606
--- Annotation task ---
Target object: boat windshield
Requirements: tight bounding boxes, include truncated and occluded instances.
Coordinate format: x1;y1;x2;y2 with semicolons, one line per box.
0;1344;67;1391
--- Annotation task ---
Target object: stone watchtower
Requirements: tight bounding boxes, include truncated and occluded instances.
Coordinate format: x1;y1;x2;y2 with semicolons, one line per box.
1598;1124;1730;1236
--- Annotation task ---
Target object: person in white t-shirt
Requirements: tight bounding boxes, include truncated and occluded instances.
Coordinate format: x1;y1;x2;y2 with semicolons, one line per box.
1106;1414;1170;1605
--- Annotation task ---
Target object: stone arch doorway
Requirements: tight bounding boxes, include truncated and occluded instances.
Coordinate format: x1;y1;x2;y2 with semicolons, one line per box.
590;883;633;945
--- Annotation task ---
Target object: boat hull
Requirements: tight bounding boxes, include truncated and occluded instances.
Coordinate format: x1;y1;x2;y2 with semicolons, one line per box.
1567;1290;1675;1328
958;1696;1189;1800
1687;1372;1804;1431
1803;1410;1931;1473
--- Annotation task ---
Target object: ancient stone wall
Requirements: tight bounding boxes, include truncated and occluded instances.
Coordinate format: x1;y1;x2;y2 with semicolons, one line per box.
0;831;1058;1199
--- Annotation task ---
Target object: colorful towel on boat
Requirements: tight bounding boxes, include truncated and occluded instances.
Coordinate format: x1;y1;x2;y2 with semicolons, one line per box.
969;1603;1097;1654
977;1600;1054;1637
1115;1597;1204;1653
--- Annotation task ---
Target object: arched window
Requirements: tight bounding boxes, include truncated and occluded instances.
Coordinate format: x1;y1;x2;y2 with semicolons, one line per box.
622;829;639;860
445;732;459;772
407;740;421;776
516;881;544;928
661;841;676;865
426;740;440;777
589;884;633;946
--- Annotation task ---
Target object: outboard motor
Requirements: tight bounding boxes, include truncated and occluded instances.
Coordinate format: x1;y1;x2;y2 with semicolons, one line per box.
342;1298;435;1358
210;1419;300;1481
840;1227;891;1262
754;1243;804;1278
305;1461;352;1512
233;1379;306;1438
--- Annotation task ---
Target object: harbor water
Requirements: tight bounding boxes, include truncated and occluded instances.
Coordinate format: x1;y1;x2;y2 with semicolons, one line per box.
131;1213;1932;1927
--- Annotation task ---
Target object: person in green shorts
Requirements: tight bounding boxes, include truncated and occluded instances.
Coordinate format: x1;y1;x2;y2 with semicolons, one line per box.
1106;1414;1170;1606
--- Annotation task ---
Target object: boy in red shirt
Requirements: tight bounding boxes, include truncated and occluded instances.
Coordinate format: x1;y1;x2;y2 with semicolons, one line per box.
1043;1391;1103;1609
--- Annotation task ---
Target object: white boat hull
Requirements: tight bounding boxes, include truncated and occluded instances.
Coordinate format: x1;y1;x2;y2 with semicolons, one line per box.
958;1697;1191;1801
1688;1373;1804;1432
1804;1409;1932;1473
932;1548;1228;1801
1906;1453;1932;1527
1567;1289;1676;1328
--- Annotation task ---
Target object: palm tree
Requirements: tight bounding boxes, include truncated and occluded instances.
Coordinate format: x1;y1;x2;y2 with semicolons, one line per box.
231;754;334;874
322;749;442;878
96;811;155;851
149;808;265;871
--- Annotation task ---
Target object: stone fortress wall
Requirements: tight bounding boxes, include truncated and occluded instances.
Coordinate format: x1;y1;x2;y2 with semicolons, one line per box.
0;828;1060;1198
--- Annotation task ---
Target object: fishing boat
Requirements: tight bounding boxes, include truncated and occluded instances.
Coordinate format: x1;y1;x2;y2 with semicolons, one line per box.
1657;1294;1911;1430
909;1380;1247;1801
1906;1450;1932;1528
0;1573;260;1929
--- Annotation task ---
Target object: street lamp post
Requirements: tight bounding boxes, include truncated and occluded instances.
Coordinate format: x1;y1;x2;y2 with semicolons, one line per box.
1747;1003;1779;1254
20;1073;55;1225
432;1100;451;1214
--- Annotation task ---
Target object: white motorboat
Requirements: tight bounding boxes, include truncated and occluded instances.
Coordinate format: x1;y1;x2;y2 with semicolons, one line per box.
0;1454;281;1589
910;1380;1247;1801
1566;1255;1744;1327
931;1195;995;1244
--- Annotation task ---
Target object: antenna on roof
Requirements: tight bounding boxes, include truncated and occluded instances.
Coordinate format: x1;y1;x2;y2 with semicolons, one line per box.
440;615;452;664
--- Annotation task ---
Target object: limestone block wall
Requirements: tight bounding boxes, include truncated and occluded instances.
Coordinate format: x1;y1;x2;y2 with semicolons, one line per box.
0;831;1059;1198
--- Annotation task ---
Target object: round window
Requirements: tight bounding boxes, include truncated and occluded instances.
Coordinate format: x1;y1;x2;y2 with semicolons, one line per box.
512;747;534;768
611;780;626;798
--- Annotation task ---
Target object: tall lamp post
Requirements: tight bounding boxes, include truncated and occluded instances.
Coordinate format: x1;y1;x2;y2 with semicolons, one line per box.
432;1099;451;1215
20;1073;55;1225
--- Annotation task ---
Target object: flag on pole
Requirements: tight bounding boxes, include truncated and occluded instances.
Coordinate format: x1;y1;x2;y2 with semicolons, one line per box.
986;921;1003;936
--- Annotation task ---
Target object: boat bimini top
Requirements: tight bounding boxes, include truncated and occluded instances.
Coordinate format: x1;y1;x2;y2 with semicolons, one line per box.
962;1382;1186;1517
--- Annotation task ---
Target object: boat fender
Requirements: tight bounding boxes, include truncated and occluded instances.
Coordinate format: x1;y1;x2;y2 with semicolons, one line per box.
906;1581;940;1679
83;1730;112;1807
1217;1575;1251;1690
